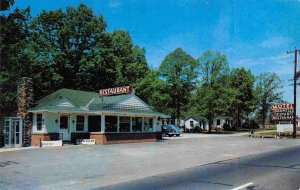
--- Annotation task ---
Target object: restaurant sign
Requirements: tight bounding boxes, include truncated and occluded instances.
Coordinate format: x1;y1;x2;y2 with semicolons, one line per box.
99;86;133;96
271;104;294;121
76;139;95;145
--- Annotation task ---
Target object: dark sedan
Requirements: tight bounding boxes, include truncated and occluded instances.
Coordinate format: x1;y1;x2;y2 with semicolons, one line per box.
162;125;181;137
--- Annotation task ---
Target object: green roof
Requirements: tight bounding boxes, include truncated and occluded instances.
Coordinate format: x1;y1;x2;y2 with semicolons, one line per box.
29;88;162;115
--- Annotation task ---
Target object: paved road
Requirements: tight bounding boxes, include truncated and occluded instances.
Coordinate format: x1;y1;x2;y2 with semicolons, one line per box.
0;136;300;190
101;145;300;190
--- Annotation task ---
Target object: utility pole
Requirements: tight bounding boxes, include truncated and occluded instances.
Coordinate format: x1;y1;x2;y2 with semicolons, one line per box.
287;48;299;138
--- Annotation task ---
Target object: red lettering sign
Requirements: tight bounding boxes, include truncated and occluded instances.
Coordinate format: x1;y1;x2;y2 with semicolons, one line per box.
271;103;295;121
271;104;294;110
99;86;133;96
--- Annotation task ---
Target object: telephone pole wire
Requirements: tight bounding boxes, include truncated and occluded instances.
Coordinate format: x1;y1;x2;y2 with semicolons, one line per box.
287;48;299;138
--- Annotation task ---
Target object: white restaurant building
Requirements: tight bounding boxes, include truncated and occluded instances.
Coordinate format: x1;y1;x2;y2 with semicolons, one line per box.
26;87;163;146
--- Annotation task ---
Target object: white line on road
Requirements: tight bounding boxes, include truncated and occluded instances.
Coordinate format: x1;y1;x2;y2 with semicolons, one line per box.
231;182;254;190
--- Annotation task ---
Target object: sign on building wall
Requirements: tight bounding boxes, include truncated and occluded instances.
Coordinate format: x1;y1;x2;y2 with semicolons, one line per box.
271;104;294;120
41;140;63;147
99;86;133;96
76;139;96;145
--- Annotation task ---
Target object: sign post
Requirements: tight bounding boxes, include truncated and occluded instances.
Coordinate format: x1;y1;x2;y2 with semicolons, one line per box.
271;104;297;136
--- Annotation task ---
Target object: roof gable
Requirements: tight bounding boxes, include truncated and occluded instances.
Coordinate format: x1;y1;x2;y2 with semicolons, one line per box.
115;96;152;111
55;98;75;107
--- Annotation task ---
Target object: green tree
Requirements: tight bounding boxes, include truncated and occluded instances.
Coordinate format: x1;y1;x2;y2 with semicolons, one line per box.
30;4;110;95
191;50;230;131
159;48;198;124
111;30;148;86
255;72;283;128
0;0;14;11
134;69;171;114
228;67;256;128
0;8;31;115
1;4;149;119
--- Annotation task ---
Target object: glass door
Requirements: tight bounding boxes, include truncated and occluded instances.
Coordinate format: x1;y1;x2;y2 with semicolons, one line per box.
4;119;10;147
13;119;21;146
4;118;22;148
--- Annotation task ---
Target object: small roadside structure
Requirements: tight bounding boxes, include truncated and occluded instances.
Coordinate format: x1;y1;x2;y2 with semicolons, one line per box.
184;116;208;131
28;87;164;146
161;115;185;127
213;116;233;130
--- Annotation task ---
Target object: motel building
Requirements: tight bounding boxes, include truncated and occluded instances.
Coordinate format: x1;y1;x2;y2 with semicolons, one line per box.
4;86;164;147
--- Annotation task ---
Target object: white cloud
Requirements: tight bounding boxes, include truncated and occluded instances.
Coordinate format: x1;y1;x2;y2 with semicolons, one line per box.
235;54;290;68
260;36;292;48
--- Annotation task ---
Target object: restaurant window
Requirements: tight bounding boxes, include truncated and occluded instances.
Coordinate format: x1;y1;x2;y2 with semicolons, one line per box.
105;116;117;132
119;117;130;132
60;115;69;129
143;118;153;132
76;115;84;131
132;117;142;132
37;114;43;131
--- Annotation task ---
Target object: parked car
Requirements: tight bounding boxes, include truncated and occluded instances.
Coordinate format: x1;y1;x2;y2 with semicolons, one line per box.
162;125;181;137
162;125;173;137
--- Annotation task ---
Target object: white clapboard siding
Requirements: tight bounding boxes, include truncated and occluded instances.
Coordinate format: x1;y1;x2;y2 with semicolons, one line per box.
117;96;151;111
55;98;75;107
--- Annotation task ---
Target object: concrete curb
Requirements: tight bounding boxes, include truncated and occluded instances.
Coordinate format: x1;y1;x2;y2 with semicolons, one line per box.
0;146;39;153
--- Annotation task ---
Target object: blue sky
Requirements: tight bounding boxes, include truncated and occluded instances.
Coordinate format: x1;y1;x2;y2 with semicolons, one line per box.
7;0;300;110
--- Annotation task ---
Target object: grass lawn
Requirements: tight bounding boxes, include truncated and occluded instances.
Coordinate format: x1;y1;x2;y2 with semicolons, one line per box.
250;128;300;139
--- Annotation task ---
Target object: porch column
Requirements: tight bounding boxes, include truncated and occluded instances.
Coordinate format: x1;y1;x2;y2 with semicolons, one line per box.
117;116;119;133
101;115;105;133
153;117;157;132
130;117;133;132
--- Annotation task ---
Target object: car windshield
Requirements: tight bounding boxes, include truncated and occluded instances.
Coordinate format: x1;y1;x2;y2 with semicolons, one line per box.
162;125;172;129
166;125;178;130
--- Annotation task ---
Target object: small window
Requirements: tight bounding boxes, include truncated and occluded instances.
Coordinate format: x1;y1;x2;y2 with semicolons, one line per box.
119;117;130;132
143;118;153;132
60;115;69;129
132;117;142;132
217;119;221;125
76;116;84;131
105;116;118;132
37;114;43;131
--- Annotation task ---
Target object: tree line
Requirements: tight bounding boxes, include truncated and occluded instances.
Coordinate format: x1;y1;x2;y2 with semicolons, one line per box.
0;4;283;130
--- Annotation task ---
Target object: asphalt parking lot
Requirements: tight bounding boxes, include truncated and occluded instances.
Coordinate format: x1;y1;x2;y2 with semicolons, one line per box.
1;135;300;190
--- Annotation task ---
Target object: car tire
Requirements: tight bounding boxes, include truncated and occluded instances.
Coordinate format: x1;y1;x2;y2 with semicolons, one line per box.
176;134;180;137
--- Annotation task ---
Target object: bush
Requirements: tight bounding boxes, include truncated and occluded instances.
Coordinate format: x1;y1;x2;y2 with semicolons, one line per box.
223;123;231;131
194;126;202;133
250;121;260;129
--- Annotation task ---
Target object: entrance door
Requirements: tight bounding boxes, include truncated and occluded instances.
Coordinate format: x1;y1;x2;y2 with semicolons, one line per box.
59;115;71;141
4;117;22;148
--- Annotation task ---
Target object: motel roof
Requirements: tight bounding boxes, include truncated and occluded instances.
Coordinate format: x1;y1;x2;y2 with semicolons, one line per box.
185;116;208;122
29;88;162;115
